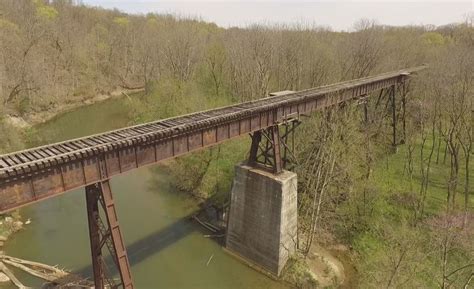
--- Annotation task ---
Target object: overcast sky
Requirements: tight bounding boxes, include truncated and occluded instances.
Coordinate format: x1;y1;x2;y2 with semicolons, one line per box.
81;1;473;31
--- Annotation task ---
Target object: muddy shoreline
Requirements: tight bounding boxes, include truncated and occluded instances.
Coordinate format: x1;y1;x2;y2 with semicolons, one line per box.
4;87;145;129
0;214;25;284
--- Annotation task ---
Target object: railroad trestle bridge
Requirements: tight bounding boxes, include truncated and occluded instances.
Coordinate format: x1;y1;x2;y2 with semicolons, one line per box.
0;66;425;288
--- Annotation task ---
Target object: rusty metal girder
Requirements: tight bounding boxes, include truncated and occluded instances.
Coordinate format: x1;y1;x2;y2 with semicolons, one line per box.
0;66;426;213
86;180;133;289
248;120;300;174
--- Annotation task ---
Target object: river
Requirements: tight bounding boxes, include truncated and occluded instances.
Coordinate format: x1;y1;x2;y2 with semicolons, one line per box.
2;96;288;289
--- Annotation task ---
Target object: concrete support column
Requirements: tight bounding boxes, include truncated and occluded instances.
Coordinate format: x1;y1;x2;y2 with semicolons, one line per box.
225;163;297;276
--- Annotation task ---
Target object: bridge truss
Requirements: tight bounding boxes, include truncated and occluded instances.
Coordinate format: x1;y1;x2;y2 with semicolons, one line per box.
0;66;425;287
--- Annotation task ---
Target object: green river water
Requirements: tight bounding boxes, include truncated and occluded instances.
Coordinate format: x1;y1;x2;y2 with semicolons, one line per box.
2;97;288;289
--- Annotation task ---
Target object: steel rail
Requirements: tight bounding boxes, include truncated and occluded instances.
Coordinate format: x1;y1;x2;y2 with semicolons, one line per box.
0;66;426;213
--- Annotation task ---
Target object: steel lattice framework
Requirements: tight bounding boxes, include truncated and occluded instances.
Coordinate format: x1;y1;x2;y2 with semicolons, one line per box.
0;66;426;288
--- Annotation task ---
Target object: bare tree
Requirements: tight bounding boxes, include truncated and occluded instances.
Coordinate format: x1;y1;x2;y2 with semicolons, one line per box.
340;19;384;80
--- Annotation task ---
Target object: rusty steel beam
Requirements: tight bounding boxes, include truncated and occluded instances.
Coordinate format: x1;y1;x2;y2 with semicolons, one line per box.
0;66;426;213
391;85;397;147
86;184;104;289
86;180;133;289
248;122;300;174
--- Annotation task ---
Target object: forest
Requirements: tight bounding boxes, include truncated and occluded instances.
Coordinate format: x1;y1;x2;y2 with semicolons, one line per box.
0;0;473;288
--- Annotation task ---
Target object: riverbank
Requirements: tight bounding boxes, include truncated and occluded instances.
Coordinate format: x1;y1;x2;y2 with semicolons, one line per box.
0;213;25;284
1;82;353;288
2;95;289;288
4;87;145;129
278;238;355;289
0;214;24;246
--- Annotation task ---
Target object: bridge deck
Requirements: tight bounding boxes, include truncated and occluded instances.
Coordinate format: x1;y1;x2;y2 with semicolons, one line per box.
0;66;425;213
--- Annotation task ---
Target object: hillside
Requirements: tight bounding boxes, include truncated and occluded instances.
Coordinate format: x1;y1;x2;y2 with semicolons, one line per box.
0;1;473;288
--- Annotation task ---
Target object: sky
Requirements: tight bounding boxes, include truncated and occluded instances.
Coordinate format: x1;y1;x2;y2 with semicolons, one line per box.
81;1;473;31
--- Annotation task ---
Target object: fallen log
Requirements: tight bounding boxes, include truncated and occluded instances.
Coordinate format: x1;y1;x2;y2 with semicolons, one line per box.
203;234;225;238
203;221;220;232
0;255;93;288
206;254;214;266
0;255;69;281
2;259;65;282
192;216;217;233
0;261;31;289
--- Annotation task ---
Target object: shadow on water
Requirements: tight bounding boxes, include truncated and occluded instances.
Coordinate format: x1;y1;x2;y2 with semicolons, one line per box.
74;166;226;280
75;213;197;278
6;95;289;289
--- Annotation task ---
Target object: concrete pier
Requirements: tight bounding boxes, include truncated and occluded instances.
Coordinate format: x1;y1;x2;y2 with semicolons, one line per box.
225;163;297;276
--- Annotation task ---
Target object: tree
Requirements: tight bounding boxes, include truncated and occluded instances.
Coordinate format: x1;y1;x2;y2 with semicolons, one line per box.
204;38;226;97
340;19;384;80
428;213;474;289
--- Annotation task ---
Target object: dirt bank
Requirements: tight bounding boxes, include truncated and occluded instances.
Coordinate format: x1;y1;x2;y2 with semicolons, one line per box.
4;87;145;129
0;213;25;257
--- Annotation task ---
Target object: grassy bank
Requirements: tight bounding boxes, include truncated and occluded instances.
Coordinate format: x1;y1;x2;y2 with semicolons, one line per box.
347;137;473;288
1;76;471;288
